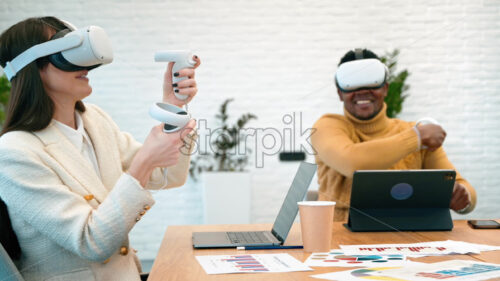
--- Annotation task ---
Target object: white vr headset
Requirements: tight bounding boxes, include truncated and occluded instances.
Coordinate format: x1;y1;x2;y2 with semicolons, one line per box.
4;21;113;81
335;58;389;92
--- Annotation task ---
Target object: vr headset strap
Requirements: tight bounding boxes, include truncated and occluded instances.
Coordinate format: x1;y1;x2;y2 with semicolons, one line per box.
4;33;83;81
354;48;364;60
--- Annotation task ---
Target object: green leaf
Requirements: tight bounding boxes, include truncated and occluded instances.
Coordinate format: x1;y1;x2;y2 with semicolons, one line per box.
0;75;12;126
380;49;410;118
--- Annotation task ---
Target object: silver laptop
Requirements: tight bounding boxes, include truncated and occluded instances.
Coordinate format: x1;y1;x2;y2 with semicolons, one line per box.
192;162;317;248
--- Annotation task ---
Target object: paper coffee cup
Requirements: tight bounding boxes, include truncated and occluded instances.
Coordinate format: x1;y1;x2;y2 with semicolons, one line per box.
298;201;336;252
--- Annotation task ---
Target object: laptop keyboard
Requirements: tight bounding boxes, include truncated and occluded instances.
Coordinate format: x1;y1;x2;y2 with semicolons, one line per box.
227;231;270;244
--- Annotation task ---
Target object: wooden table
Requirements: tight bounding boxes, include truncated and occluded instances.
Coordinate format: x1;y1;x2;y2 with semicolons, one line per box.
148;220;500;281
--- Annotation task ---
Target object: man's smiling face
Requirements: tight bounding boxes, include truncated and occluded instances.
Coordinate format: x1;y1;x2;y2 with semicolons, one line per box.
337;83;388;120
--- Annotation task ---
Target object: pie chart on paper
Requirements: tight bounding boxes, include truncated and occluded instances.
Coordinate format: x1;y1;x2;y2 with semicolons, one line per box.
328;254;404;264
304;251;406;267
350;267;409;280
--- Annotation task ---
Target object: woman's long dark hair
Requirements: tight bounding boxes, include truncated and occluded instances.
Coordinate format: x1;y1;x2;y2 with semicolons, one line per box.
0;16;85;136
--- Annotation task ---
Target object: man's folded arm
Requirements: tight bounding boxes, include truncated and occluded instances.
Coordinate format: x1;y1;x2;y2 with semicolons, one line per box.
312;118;419;177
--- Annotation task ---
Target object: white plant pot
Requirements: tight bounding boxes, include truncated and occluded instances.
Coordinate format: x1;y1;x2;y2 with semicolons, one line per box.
202;172;251;224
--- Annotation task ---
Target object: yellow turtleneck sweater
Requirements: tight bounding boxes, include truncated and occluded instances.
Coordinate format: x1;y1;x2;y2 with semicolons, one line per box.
311;104;477;222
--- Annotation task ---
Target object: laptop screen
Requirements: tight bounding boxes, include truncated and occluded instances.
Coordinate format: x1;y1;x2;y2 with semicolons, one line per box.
271;162;317;243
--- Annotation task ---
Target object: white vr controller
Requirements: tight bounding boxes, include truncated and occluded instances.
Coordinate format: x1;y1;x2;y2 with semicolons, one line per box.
149;50;195;133
149;102;191;133
415;117;441;150
154;50;196;100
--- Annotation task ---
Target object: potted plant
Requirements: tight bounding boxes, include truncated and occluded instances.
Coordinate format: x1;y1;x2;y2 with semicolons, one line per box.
190;98;257;224
0;74;11;128
380;49;410;118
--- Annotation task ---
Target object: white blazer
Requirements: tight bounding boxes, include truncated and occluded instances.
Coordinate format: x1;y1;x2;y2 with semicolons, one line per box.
0;104;192;281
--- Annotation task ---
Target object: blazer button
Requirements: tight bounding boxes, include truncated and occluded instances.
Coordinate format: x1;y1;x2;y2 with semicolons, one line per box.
139;210;146;216
135;217;141;222
120;246;128;256
83;194;94;201
143;205;151;210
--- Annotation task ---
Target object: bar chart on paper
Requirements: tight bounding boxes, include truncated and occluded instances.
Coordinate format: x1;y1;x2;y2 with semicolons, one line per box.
195;254;312;274
340;241;483;256
222;255;268;272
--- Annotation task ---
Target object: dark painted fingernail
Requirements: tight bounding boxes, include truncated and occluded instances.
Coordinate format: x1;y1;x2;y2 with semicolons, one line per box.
194;55;198;59
174;72;179;77
172;83;178;87
175;89;179;93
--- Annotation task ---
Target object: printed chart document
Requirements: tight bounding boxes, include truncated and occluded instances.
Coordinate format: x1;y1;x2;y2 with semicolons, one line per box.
311;260;500;281
384;260;500;281
305;249;407;267
311;261;424;280
339;240;492;256
196;253;312;274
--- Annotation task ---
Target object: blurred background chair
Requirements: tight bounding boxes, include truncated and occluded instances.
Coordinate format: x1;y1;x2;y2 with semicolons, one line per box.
0;243;24;281
0;197;23;281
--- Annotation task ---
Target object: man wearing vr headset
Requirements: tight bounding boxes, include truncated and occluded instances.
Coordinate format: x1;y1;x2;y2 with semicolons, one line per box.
0;17;200;281
311;48;476;222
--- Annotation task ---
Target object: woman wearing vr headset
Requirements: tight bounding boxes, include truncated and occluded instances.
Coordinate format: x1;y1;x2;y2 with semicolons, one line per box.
311;48;476;222
0;17;200;281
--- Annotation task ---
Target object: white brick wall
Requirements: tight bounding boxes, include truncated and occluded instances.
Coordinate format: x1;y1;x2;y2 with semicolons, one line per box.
1;0;499;261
